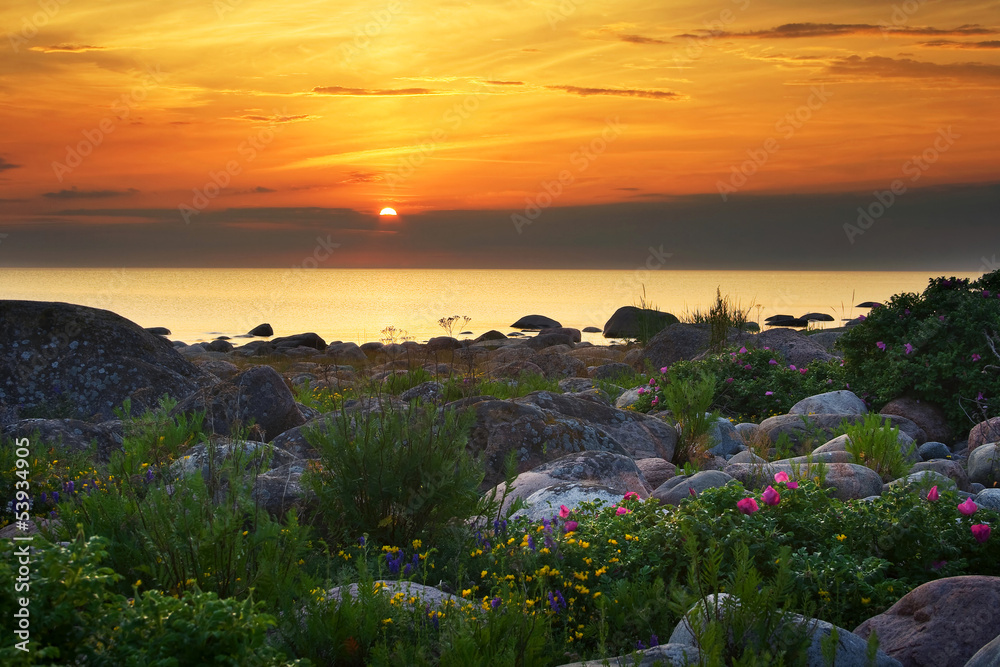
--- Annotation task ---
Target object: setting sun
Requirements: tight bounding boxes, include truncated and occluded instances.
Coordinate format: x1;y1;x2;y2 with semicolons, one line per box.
379;208;398;216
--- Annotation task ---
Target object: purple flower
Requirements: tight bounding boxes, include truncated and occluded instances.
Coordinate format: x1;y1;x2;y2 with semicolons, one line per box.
789;364;796;371
660;366;669;374
528;535;536;551
904;308;910;314
637;387;646;395
649;378;656;386
765;391;774;396
858;315;866;321
739;346;747;354
490;597;501;610
145;468;155;483
726;377;734;383
973;354;982;362
649;634;659;647
563;520;578;533
876;341;886;351
548;590;566;613
904;343;914;355
52;491;59;503
358;535;366;546
743;364;751;370
40;493;47;504
769;359;778;365
67;481;74;493
939;315;945;322
977;392;986;402
984;290;992;298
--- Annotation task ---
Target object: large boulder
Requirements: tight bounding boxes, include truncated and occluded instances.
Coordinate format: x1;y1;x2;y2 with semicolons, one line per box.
879;397;952;445
908;459;970;491
853;576;1000;667
724;462;884;500
270;332;326;351
532;353;587;379
636;457;677;489
736;327;836;368
968;443;999;486
515;481;625;522
759;413;926;449
556;644;701;667
3;418;122;463
968;417;1000;454
510;315;561;330
602;306;679;339
171;365;304;441
653;470;734;505
789;390;867;416
170;439;297;480
252;459;313;517
639;323;712;371
0;300;212;420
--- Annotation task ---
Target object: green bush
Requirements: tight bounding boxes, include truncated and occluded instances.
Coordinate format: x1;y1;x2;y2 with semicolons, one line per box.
304;403;483;547
842;414;914;482
658;370;719;466
837;272;1000;434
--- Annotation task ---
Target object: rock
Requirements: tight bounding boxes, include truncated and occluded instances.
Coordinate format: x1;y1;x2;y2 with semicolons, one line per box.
728;449;767;465
636;457;677;489
672;593;901;667
248;323;273;337
759;413;926;450
532;353;586;379
252;459;313;517
0;300;213;420
524;333;574;350
196;359;241;381
326;580;466;611
909;459;970;491
171;365;304;441
590;362;633;380
813;432;918;464
968;443;1000;486
558;378;594;393
968;417;1000;454
885;470;957;493
425;336;461;352
493;360;546;379
145;326;171;336
271;332;326;351
515;391;678;461
789;390;866;416
492;451;651;514
602;306;679;339
808;331;843;352
546;327;582;343
359;341;384;356
880;397;953;446
614;387;645;410
734;422;760;441
853;576;1000;667
734;327;836;368
975;488;1000;512
204;339;234;353
707;417;744;457
557;644;702;667
639;323;712;371
653;470;734;505
170;440;298;480
964;631;1000;667
400;381;444;402
3;418;122;463
510;315;561;330
724;462;884;500
582;326;601;333
474;330;507;343
918;441;952;461
325;342;367;363
515;481;626;522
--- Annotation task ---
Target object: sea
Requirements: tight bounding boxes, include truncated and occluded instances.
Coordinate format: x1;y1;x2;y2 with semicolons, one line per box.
0;268;984;346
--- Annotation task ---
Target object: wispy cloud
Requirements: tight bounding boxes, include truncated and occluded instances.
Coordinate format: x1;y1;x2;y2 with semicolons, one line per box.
822;55;1000;82
0;157;20;172
679;22;997;39
43;187;139;200
29;44;110;53
920;39;1000;49
311;86;446;96
484;80;525;85
235;113;319;123
339;171;383;184
547;85;681;99
616;33;670;45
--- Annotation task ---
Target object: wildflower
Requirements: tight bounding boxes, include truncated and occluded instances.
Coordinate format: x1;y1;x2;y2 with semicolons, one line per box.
931;560;947;570
412;539;422;549
799;368;808;374
861;597;871;605
737;497;759;515
649;378;656;386
973;354;982;362
927;486;939;502
789;364;796;370
490;597;501;610
938;315;945;321
876;341;886;350
765;391;774;396
775;471;789;483
637;387;646;395
660;366;669;373
616;506;630;515
726;377;734;383
977;392;986;402
739;346;747;354
744;364;752;370
564;520;578;532
904;343;914;355
689;487;697;497
624;492;639;500
958;498;978;516
858;314;866;321
651;397;659;406
559;505;570;519
769;359;778;365
761;486;780;506
835;534;846;542
971;524;991;543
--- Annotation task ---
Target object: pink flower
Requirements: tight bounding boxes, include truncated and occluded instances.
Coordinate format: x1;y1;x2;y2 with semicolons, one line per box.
649;378;656;386
799;368;808;374
660;366;669;374
769;359;778;365
774;472;789;483
689;487;697;497
739;346;748;354
762;486;781;506
765;391;774;396
927;486;939;502
971;524;991;543
938;315;945;321
876;341;886;351
786;480;799;489
651;397;659;406
977;392;986;402
563;520;578;532
559;505;570;519
637;387;646;395
858;314;866;321
624;492;640;500
958;498;978;516
904;343;914;355
789;364;797;371
737;498;759;515
615;506;631;515
744;364;752;370
726;377;734;383
973;354;982;362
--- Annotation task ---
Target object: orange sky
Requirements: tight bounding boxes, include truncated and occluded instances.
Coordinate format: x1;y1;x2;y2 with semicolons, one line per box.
0;0;999;266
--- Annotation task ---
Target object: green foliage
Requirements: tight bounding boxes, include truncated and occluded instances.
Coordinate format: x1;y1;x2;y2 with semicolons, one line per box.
304;403;483;547
658;370;720;467
473;372;561;400
837;272;1000;433
683;287;756;352
384;367;434;394
842;414;914;482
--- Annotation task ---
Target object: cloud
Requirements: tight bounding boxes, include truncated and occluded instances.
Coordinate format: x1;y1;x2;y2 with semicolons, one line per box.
920;39;1000;49
42;187;139;200
29;44;109;53
484;80;525;85
0;157;19;172
236;113;319;123
616;33;670;45
680;22;997;39
340;171;383;184
252;186;275;193
311;86;444;96
822;55;1000;82
547;85;681;99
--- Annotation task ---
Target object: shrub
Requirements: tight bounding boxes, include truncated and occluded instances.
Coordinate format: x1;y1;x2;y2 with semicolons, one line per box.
837;272;1000;433
304;403;483;547
842;414;914;482
658;370;719;466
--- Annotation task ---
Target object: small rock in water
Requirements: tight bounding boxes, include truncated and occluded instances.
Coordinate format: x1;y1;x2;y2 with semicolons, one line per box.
248;323;274;337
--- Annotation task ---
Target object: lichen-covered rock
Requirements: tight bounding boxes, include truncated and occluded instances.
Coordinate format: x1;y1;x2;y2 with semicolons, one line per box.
789;390;866;416
636;457;677;489
1;300;212;420
252;460;314;517
880;397;952;445
760;413;926;449
639;323;712;371
3;418;122;462
733;327;836;368
968;417;1000;454
968;443;1000;486
532;353;587;379
515;481;625;522
653;470;735;505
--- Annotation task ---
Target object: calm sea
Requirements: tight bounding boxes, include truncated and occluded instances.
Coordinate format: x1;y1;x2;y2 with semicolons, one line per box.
0;268;983;346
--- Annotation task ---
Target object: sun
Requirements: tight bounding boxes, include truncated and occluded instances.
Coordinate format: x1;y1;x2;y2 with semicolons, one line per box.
379;207;397;216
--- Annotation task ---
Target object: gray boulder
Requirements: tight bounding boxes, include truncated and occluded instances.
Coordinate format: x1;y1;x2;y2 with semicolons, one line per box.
968;443;1000;486
252;459;313;517
1;300;213;420
248;323;273;337
968;417;1000;454
975;488;1000;512
639;323;712;371
3;418;122;463
653;470;734;505
789;390;866;416
724;462;884;500
515;481;625;522
733;327;836;368
707;417;744;457
880;397;953;445
759;413;926;449
636;457;677;489
918;441;952;461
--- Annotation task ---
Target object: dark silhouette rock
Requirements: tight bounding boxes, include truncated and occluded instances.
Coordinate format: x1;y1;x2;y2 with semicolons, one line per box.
639;323;712;371
603;306;679;339
145;326;171;336
881;397;952;445
474;330;507;342
271;332;326;351
248;323;273;337
510;314;561;329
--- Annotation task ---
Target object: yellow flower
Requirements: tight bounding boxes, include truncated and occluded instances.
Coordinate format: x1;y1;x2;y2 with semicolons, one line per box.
481;570;488;578
861;597;871;605
383;618;393;625
462;589;472;597
134;579;142;587
412;539;422;549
